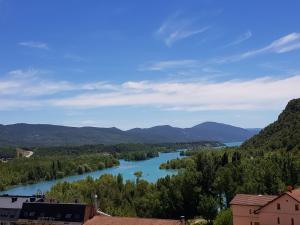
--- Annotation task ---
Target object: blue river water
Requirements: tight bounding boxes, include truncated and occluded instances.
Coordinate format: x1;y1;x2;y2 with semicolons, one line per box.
0;152;182;196
223;141;243;147
0;142;242;196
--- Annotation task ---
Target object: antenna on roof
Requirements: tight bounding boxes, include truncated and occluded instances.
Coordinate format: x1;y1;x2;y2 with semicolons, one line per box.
180;216;186;225
94;194;98;210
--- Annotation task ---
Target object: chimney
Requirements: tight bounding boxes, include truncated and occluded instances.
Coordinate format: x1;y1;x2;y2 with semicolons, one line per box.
180;216;186;225
287;185;294;192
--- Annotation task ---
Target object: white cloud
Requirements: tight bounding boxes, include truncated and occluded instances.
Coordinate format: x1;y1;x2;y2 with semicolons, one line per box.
0;69;116;97
217;33;300;63
1;69;299;112
19;41;49;50
141;32;300;72
223;30;252;47
139;59;200;71
156;13;210;47
51;76;300;111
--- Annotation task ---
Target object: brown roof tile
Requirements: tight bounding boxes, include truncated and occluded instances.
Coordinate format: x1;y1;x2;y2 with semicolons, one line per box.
84;216;181;225
287;188;300;202
230;194;277;206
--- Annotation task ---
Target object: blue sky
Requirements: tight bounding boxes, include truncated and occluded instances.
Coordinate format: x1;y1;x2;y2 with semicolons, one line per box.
0;0;300;129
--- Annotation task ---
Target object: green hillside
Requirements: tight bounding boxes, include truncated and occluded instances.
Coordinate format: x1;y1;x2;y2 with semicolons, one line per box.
242;98;300;151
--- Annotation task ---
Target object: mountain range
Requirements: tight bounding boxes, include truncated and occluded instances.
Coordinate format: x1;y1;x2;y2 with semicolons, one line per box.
0;122;260;147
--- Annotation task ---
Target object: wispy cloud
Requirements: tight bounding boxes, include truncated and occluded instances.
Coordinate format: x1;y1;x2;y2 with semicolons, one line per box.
139;32;300;80
223;30;252;47
139;59;200;71
64;54;87;62
1;69;299;111
156;13;210;47
19;41;49;50
217;32;300;63
0;69;116;97
51;76;300;111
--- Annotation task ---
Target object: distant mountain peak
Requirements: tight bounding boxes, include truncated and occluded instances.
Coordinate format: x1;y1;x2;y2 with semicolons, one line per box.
0;121;260;147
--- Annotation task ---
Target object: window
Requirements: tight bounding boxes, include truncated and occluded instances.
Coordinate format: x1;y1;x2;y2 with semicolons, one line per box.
278;217;280;224
249;209;252;214
254;222;260;225
277;203;281;210
74;214;80;220
291;218;294;225
250;222;252;225
296;204;299;211
65;214;72;219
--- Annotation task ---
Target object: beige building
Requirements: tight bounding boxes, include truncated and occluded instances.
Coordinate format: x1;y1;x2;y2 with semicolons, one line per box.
16;148;33;158
230;188;300;225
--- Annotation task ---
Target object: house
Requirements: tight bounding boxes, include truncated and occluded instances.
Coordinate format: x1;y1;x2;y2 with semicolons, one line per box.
0;195;43;225
83;215;183;225
16;148;33;158
1;195;183;225
17;202;95;225
230;187;300;225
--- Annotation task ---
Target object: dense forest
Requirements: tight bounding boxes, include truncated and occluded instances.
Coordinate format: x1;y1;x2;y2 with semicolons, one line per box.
242;98;300;151
0;142;216;191
0;142;220;159
46;98;300;225
47;147;300;224
0;154;119;191
2;98;300;225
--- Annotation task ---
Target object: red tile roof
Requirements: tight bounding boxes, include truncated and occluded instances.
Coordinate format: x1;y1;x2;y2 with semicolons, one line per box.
84;216;181;225
287;188;300;202
230;194;277;206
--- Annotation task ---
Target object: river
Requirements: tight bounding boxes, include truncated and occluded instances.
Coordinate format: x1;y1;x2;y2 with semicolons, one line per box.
0;142;242;196
0;151;182;196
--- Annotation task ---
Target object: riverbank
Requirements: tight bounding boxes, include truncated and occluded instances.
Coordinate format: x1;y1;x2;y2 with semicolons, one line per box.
0;153;119;192
0;142;241;195
0;151;183;195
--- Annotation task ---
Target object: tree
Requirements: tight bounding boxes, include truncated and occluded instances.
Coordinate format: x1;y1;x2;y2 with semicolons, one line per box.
134;171;143;183
221;153;228;166
197;195;218;224
213;209;232;225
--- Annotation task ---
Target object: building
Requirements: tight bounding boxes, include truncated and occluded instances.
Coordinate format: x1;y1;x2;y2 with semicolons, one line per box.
17;202;95;225
16;148;33;159
0;195;42;225
83;215;182;225
0;195;183;225
230;188;300;225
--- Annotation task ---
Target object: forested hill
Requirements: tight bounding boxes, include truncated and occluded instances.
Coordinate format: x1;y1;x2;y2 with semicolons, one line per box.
242;98;300;151
0;122;259;147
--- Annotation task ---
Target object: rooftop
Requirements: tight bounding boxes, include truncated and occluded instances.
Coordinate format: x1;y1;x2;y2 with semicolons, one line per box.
286;188;300;202
0;195;41;209
84;216;182;225
230;194;277;206
19;202;94;223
